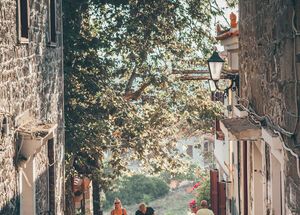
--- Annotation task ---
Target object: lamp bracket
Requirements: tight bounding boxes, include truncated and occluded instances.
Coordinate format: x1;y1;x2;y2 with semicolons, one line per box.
214;73;239;92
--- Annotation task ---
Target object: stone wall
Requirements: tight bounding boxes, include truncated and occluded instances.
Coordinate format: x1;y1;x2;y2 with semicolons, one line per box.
0;119;19;214
239;0;300;213
35;144;49;214
0;0;64;214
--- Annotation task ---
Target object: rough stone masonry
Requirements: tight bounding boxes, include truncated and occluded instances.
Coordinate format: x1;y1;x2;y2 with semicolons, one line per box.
239;0;300;213
0;0;64;214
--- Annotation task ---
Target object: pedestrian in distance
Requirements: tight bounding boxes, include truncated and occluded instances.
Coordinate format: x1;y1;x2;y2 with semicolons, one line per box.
188;199;199;214
111;198;127;215
196;200;214;215
135;203;155;215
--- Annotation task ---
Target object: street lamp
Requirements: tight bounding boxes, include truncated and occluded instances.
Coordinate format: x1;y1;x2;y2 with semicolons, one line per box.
207;51;239;92
208;80;216;92
207;51;224;81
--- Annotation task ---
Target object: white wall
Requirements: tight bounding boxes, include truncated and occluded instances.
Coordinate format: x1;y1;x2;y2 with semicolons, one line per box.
176;136;213;168
271;154;282;215
20;157;35;215
253;142;264;215
214;139;229;177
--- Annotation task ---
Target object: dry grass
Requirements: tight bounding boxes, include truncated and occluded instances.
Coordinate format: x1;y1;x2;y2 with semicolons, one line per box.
104;185;195;215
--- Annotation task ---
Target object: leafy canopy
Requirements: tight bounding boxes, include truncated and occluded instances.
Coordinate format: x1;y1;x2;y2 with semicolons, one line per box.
63;0;229;189
104;174;169;208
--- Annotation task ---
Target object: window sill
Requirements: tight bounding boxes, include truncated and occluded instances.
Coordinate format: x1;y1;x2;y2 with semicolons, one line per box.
18;37;29;44
47;42;57;48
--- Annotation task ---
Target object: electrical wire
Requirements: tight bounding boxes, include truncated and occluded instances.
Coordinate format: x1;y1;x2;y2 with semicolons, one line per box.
235;6;300;134
292;6;299;133
228;0;300;180
236;98;249;109
234;96;300;178
21;169;32;187
292;8;300;36
280;80;300;118
274;130;300;179
236;96;294;137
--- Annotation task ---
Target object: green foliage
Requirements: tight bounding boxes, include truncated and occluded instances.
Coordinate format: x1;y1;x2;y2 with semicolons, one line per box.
225;0;239;7
62;0;238;213
63;0;225;191
160;164;202;183
104;175;169;208
201;150;216;169
193;171;210;205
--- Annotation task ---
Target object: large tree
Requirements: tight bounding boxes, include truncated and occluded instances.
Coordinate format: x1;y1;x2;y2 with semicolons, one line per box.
63;0;233;213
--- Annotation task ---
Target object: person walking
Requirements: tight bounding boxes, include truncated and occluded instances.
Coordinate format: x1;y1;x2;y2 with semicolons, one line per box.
196;200;214;215
188;199;199;214
135;203;155;215
111;198;127;215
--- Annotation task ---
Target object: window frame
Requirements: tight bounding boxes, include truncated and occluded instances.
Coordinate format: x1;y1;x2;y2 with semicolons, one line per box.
48;0;57;46
17;0;30;43
47;138;56;213
186;145;193;158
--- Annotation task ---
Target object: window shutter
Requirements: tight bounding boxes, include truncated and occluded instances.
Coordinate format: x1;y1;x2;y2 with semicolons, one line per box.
210;169;219;215
218;181;226;215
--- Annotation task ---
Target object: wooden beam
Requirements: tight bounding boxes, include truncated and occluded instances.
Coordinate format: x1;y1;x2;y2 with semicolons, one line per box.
173;68;239;74
172;69;209;74
179;76;210;81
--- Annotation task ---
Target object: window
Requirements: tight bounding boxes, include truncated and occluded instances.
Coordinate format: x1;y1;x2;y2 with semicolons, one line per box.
186;145;193;158
204;142;209;152
18;0;29;42
48;139;55;213
49;0;56;44
1;117;8;137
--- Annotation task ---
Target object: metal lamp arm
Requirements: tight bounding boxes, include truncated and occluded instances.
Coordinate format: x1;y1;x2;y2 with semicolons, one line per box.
213;73;239;92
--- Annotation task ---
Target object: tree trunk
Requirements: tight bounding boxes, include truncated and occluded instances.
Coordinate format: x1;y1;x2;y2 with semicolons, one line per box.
93;180;102;215
65;175;75;215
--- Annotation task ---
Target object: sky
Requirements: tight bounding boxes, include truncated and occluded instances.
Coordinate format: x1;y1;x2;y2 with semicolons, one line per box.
215;0;238;51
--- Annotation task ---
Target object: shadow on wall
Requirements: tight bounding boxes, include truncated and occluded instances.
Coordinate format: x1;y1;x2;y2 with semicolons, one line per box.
0;195;20;215
0;165;57;215
230;198;238;215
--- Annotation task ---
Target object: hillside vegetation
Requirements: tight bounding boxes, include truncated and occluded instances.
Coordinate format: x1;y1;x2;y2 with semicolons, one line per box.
105;185;194;215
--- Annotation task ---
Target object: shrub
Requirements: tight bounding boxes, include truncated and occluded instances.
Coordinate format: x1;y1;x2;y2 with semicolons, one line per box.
192;171;210;206
104;174;169;209
160;164;201;183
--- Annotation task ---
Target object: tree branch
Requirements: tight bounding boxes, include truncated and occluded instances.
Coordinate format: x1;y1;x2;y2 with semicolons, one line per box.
124;81;152;100
125;71;137;94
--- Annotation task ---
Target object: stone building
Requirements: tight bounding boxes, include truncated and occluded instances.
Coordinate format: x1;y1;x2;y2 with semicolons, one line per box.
238;0;300;214
0;0;64;214
212;1;300;215
176;134;215;168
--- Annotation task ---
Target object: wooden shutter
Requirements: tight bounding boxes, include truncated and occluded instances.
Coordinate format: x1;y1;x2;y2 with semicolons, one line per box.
243;141;248;215
48;139;55;213
218;181;226;215
210;169;219;215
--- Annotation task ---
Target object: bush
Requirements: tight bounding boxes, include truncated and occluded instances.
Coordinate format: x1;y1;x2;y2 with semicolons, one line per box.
192;171;210;206
160;164;202;183
104;174;169;209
